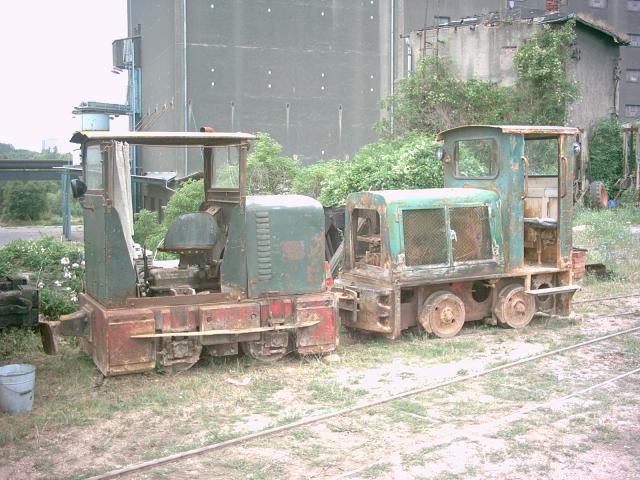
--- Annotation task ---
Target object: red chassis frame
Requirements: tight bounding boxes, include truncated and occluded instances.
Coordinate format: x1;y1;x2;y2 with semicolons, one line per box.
70;291;337;376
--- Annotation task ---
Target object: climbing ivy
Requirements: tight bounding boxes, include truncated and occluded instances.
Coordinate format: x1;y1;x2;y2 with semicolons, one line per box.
512;20;580;125
378;20;581;137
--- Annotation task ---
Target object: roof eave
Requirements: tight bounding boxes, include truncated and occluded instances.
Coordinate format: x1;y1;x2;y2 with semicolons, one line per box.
70;131;256;146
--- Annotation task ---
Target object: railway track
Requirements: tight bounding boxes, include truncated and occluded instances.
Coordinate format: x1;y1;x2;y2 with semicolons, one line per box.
88;292;640;479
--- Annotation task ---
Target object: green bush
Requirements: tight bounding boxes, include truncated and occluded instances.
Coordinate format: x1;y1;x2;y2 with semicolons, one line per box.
248;132;299;195
133;179;205;253
588;117;627;194
133;209;164;248
0;237;84;320
163;179;205;226
2;182;50;221
291;159;345;199
318;133;443;206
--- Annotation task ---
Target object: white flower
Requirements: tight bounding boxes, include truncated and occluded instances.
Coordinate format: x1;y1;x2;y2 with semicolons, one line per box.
71;263;79;269
63;271;71;279
37;282;44;288
53;280;62;287
60;257;70;266
71;296;78;302
81;260;85;266
65;287;71;291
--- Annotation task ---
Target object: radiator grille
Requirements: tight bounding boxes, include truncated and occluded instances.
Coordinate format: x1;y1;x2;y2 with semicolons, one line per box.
254;211;272;281
450;206;492;262
402;209;448;266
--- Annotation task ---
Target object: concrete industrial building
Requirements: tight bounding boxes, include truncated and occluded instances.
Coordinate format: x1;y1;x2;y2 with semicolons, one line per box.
407;13;628;133
118;0;639;214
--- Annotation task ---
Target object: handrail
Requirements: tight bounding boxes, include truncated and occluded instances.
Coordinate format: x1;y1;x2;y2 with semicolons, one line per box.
521;155;529;199
561;155;568;198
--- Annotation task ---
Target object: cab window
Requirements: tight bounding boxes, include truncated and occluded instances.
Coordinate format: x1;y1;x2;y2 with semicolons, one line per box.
524;138;558;175
85;145;104;190
210;147;240;188
454;138;497;177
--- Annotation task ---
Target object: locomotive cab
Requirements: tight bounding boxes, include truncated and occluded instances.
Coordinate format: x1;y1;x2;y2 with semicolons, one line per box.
336;125;580;339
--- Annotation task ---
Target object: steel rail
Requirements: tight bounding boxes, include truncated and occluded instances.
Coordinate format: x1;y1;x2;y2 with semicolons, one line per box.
88;320;640;480
332;365;640;479
572;292;640;305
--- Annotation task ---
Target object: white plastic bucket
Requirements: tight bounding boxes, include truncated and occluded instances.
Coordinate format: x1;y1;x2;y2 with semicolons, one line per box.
0;364;35;414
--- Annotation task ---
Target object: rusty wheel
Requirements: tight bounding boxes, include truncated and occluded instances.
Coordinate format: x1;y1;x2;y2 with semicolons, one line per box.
419;291;465;338
240;332;289;362
494;284;535;329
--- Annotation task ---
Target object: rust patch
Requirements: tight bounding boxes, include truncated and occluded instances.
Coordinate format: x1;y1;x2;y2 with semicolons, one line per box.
280;240;305;261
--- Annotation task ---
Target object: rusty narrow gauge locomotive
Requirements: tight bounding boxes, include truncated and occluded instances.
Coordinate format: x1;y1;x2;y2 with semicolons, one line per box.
335;125;581;338
47;130;338;375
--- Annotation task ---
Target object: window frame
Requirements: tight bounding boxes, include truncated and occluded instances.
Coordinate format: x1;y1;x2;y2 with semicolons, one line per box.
453;137;500;180
82;142;108;194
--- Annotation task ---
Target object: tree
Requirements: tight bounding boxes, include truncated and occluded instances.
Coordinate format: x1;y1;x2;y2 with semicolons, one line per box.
318;133;443;206
2;182;50;221
247;133;299;195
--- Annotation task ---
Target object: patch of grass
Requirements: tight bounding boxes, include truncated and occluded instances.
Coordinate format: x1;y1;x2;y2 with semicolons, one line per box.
592;423;619;443
290;427;315;441
360;462;393;478
390;399;426;416
402;444;442;467
496;420;531;439
219;457;288;480
484;368;559;402
574;207;640;283
308;379;367;406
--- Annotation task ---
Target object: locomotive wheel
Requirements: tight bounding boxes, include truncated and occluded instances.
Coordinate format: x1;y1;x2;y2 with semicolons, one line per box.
240;334;288;363
494;284;535;329
419;291;465;338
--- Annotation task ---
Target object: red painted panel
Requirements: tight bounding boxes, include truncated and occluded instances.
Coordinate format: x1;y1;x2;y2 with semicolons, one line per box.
200;303;260;330
295;294;338;352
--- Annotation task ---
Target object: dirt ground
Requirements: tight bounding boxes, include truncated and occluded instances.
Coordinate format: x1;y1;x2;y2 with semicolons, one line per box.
1;285;640;480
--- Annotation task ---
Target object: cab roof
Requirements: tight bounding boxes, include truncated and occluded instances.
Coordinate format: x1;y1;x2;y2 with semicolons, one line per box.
348;188;499;209
70;131;255;147
436;125;580;141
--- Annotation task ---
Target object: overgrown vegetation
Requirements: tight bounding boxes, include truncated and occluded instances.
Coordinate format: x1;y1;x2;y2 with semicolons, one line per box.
133;178;205;250
573;206;640;283
512;20;580;126
588;117;635;196
247;132;299;195
0;144;76;224
0;237;84;319
378;20;579;138
315;133;442;206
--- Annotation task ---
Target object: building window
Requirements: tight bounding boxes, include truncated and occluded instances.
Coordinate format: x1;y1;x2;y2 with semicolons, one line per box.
627;69;640;82
628;1;640;12
589;0;607;7
626;105;640;118
630;34;640;47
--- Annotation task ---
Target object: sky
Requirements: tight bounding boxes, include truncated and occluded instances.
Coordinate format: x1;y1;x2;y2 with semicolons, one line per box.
0;1;129;153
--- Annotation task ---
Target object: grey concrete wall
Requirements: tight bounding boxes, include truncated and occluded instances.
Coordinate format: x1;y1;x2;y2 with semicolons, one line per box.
130;0;388;175
567;23;619;129
409;22;539;86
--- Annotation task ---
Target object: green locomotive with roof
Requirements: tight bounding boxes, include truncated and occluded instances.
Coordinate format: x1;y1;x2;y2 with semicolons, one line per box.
335;125;581;338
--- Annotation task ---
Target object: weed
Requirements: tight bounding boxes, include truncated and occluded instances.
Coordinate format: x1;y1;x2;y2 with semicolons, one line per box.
360;462;393;478
308;379;366;406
